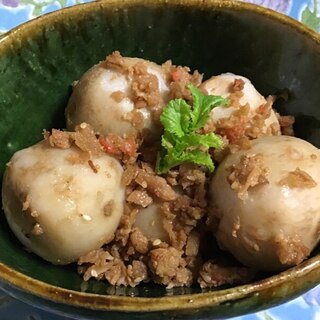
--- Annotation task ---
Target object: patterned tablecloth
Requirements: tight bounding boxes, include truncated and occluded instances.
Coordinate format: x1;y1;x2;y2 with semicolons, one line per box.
0;0;320;319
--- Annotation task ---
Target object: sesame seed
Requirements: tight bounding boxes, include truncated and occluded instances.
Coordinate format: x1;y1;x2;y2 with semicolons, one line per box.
81;214;92;221
152;239;161;246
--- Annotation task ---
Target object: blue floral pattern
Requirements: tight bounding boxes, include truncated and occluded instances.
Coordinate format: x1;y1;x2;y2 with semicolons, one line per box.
244;0;292;14
0;0;320;319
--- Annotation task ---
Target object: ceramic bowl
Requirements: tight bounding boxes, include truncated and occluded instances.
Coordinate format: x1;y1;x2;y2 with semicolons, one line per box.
0;0;320;319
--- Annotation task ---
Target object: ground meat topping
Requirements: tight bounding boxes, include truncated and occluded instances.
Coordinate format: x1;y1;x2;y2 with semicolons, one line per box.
78;149;218;288
127;189;153;207
22;195;31;212
123;109;145;129
126;260;149;286
123;162;177;201
275;233;310;266
149;247;192;288
164;61;203;101
78;247;149;286
74;123;103;157
130;61;162;109
104;51;166;123
44;129;72;149
227;154;269;200
31;223;44;236
215;106;249;144
122;164;139;186
103;50;126;73
111;90;126;103
130;228;149;254
198;260;256;288
211;96;279;157
44;124;115;166
278;168;317;189
278;114;295;136
77;144;261;289
231;78;245;92
99;134;138;160
114;204;139;247
142;172;177;201
71;55;304;290
228;79;245;108
246;97;279;139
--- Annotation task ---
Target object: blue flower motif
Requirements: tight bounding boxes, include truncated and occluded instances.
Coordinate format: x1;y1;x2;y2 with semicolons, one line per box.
0;0;19;8
243;0;293;14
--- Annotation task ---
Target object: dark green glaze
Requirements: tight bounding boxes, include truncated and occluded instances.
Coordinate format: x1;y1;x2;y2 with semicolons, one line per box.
0;1;320;319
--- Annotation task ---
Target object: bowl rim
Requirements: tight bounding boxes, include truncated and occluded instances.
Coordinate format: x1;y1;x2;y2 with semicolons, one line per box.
1;254;320;312
1;0;320;313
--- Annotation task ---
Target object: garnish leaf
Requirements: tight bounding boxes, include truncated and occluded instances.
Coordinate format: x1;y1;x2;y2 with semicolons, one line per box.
189;84;229;131
156;84;228;174
160;99;191;138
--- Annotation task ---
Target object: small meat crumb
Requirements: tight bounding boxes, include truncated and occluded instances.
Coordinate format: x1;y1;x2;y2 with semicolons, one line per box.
278;115;295;136
278;168;317;189
127;260;149;286
130;61;162;108
168;63;203;101
130;228;149;254
127;189;153;207
104;200;114;217
149;247;192;288
275;233;310;266
231;78;245;92
111;90;126;103
31;223;44;236
198;260;255;288
78;247;149;287
123;109;145;129
227;154;269;200
138;171;177;201
44;129;72;149
104;51;126;73
31;211;39;218
22;195;31;212
74;123;103;157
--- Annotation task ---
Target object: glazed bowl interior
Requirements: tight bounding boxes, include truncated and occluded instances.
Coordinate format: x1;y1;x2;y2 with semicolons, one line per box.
0;0;320;319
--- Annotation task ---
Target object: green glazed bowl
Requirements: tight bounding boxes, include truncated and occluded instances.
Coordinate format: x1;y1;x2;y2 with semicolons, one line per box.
0;0;320;319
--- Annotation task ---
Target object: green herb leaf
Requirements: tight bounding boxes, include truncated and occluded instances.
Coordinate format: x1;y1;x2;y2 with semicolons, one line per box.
156;146;215;175
182;132;224;149
156;84;228;174
160;99;191;138
188;83;229;131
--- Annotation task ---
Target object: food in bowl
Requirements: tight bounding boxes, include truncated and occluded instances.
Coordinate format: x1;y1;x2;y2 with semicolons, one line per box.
2;51;320;289
209;135;320;272
65;52;173;140
2;127;125;265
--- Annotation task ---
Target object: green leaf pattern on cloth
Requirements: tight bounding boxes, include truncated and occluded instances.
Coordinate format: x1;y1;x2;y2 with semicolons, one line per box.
301;0;320;31
19;0;82;16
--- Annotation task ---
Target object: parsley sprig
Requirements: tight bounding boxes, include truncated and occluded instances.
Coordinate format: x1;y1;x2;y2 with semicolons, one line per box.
156;84;229;174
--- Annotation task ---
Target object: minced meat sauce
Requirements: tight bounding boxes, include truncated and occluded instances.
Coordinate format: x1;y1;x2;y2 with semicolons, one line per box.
44;52;293;288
